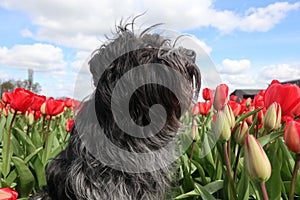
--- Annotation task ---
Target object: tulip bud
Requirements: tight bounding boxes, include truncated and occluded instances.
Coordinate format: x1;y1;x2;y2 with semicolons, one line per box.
245;134;271;182
25;110;35;125
191;104;199;116
263;102;281;131
215;111;231;142
223;104;235;129
234;120;248;145
284;120;300;153
191;119;199;141
213;84;229;111
40;102;46;115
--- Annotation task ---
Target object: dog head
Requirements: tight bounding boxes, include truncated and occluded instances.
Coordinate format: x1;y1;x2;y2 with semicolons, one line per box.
88;23;201;146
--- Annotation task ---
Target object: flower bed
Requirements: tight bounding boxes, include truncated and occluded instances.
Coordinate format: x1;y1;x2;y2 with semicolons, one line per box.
0;80;299;199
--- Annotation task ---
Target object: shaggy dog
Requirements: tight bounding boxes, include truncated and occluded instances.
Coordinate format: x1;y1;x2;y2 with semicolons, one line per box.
32;21;201;200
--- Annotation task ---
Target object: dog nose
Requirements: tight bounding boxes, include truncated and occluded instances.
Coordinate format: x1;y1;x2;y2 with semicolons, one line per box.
185;49;196;63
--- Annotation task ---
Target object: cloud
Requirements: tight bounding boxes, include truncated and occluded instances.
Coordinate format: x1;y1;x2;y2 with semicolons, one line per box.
239;2;300;32
0;0;298;49
0;43;67;71
218;59;251;74
259;63;300;80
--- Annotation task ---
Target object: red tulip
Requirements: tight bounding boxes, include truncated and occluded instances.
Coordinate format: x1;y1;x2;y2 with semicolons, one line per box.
66;118;75;132
230;94;238;101
45;97;65;116
34;110;42;120
228;101;241;117
253;94;264;109
213;84;229;111
0;188;18;200
284;120;300;153
264;81;300;116
291;102;300;117
202;88;212;101
270;79;280;85
198;101;212;115
2;92;12;104
31;94;46;111
10;88;34;113
65;98;73;108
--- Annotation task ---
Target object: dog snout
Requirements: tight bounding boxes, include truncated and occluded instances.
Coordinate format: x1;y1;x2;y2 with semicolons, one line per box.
184;49;196;63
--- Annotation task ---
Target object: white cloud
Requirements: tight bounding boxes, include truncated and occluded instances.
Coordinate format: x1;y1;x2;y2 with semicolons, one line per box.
0;0;298;49
259;63;300;80
239;2;300;32
218;58;251;74
0;43;67;71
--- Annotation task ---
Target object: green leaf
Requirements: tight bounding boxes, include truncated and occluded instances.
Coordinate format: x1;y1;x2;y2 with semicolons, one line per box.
191;159;208;185
237;167;250;200
203;180;224;194
266;142;282;200
2;127;12;178
195;183;216;200
174;190;201;199
12;156;35;197
181;154;194;193
235;108;263;125
0;116;6;140
13;126;36;154
32;157;46;188
24;147;43;163
258;131;284;147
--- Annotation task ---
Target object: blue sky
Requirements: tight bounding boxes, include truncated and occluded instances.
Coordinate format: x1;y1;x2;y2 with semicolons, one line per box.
0;0;299;99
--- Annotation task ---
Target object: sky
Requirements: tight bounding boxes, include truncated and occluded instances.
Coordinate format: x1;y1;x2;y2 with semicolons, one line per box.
0;0;299;99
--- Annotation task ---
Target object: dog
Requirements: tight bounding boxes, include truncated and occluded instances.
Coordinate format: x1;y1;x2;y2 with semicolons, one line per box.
32;20;201;200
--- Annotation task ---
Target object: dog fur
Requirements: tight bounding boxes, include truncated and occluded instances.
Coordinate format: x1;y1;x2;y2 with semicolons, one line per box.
31;21;201;200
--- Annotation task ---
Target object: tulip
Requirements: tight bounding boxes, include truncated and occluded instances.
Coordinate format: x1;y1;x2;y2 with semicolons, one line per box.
245;134;271;182
198;101;212;115
214;110;231;142
223;104;235;129
253;93;264;109
191;104;199;116
10;88;34;113
191;119;199;141
31;94;46;111
40;102;46;115
264;81;300;116
284;120;300;153
34;110;42;120
66;118;75;133
228;101;241;117
65;97;73;108
45;97;65;116
263;102;281;131
202;88;212;101
230;94;238;101
234;120;248;145
0;188;18;200
291;102;300;117
25;109;35;125
2;91;12;104
213;84;229;111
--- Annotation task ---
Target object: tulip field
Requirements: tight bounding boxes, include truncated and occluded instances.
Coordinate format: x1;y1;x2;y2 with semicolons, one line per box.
0;80;300;199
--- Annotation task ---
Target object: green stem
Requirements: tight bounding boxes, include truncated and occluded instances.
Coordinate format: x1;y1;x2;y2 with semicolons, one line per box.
43;116;52;165
223;142;236;200
289;153;300;200
3;111;17;178
233;145;242;184
260;182;269;200
189;116;196;174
